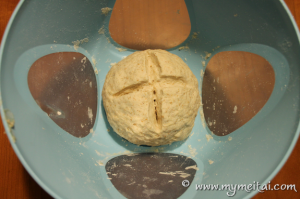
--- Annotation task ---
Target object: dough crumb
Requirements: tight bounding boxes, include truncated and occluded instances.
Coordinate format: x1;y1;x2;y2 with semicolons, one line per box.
188;145;197;157
101;7;112;16
192;32;198;39
212;46;220;51
204;51;211;60
72;40;80;50
4;109;15;142
95;150;104;156
228;136;232;141
233;105;237;114
208;160;214;164
96;160;104;166
202;61;206;67
72;38;89;50
80;37;89;44
128;181;136;185
116;47;127;52
185;165;199;170
94;67;99;74
200;69;205;77
159;171;190;178
178;45;189;51
200;108;206;128
110;62;116;68
81;57;87;64
206;134;213;142
92;56;97;66
88;107;93;123
98;25;105;34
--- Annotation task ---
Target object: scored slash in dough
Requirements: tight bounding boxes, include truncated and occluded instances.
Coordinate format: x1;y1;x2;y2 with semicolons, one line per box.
102;49;201;146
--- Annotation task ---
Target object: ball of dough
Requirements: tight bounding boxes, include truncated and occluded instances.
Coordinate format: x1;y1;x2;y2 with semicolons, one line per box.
102;49;201;146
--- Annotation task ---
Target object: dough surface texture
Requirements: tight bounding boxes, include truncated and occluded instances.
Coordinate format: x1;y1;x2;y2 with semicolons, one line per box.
102;49;200;146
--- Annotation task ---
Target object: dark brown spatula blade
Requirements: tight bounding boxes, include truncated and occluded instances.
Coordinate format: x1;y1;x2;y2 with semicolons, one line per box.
106;153;197;199
202;51;275;136
28;52;97;138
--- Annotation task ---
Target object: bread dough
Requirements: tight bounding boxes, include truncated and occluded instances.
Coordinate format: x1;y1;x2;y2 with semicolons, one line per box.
102;49;201;146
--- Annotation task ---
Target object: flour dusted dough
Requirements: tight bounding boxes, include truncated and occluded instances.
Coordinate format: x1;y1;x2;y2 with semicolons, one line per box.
102;49;201;146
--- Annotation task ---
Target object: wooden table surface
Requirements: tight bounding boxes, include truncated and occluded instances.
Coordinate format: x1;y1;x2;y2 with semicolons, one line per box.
0;0;300;198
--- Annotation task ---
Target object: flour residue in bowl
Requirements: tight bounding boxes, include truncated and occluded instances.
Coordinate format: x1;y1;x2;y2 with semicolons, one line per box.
88;107;93;123
72;37;89;50
101;7;112;16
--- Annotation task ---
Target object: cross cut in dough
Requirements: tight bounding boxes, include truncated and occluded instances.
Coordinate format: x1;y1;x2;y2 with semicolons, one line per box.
102;49;200;146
